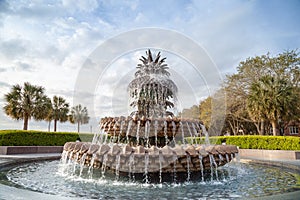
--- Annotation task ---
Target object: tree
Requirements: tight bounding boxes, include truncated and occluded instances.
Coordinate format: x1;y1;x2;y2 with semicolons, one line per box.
69;104;89;133
45;108;53;132
223;55;270;135
222;75;258;135
247;75;298;136
199;97;211;127
3;82;51;130
223;50;300;135
179;105;200;119
48;96;69;132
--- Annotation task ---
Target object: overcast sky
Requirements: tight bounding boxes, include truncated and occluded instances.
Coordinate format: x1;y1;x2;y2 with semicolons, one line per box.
0;0;299;132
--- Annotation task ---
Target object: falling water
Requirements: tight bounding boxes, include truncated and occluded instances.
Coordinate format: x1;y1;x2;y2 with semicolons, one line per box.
136;120;141;145
99;122;108;144
101;153;108;178
61;150;68;164
144;152;149;184
115;153;121;181
235;152;240;162
172;154;177;183
186;122;193;144
154;120;158;146
164;120;168;146
72;152;80;174
92;122;104;144
147;84;151;99
145;120;150;148
126;120;132;143
200;124;210;145
88;154;96;179
196;123;202;138
192;123;198;145
226;154;230;163
186;154;191;182
104;122;113;144
118;121;125;144
128;153;135;181
218;154;224;165
209;154;214;181
172;121;176;144
110;123;118;144
66;151;75;175
198;155;204;182
209;154;219;181
159;152;163;183
180;122;185;145
225;153;232;178
79;153;87;176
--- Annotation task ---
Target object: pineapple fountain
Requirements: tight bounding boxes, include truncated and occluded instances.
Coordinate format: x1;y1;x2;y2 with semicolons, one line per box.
62;50;238;182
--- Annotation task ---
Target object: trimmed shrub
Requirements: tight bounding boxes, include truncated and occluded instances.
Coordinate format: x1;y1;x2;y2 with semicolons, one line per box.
186;135;300;150
79;133;95;142
0;130;81;146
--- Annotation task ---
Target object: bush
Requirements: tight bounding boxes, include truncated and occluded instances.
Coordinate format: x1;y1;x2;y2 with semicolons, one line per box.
0;130;81;146
79;133;95;142
186;135;300;150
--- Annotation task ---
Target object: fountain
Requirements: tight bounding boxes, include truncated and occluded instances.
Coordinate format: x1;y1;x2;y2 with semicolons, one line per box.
1;49;299;199
63;49;238;182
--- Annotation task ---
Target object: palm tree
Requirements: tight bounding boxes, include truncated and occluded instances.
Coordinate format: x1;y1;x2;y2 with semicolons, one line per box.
246;80;268;135
3;82;51;130
49;96;69;132
247;75;296;136
45;109;53;132
69;104;89;133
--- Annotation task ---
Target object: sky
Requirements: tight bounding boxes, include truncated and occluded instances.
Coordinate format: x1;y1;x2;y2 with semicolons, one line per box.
0;0;299;133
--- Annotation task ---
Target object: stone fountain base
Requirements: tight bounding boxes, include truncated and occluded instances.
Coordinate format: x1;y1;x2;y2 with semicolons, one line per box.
63;142;238;175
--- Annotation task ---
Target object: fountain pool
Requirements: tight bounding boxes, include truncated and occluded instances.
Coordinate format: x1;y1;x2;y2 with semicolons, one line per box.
1;159;298;199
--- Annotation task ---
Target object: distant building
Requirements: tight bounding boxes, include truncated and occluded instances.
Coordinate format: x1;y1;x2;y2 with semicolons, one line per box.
283;121;300;136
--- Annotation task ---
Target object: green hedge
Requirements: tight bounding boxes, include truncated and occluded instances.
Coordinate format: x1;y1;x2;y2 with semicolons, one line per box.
186;136;300;150
0;130;81;146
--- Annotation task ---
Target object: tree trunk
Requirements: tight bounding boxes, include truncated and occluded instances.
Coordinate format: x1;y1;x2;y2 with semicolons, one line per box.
254;122;260;135
48;121;51;132
54;119;57;132
228;121;235;135
23;114;29;130
271;120;280;136
77;122;80;133
260;120;265;135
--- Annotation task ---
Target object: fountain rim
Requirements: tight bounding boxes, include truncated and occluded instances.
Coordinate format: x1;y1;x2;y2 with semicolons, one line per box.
0;154;300;200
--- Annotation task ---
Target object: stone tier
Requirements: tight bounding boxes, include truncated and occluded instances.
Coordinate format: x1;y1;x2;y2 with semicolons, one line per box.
100;116;203;138
63;142;238;174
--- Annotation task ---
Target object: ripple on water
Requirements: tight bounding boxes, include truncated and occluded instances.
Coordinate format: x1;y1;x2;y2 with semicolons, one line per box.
3;160;298;199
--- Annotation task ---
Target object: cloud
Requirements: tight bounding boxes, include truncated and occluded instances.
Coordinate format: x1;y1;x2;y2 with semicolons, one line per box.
0;0;299;131
0;67;8;72
0;39;27;59
62;0;99;13
0;0;10;26
0;81;10;87
15;62;33;71
10;3;62;20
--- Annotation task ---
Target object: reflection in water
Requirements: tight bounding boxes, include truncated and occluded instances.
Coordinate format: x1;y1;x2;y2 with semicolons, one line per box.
4;160;298;199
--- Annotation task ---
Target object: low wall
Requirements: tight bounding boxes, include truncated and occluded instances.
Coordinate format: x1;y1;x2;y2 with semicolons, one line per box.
0;146;63;155
239;149;300;160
